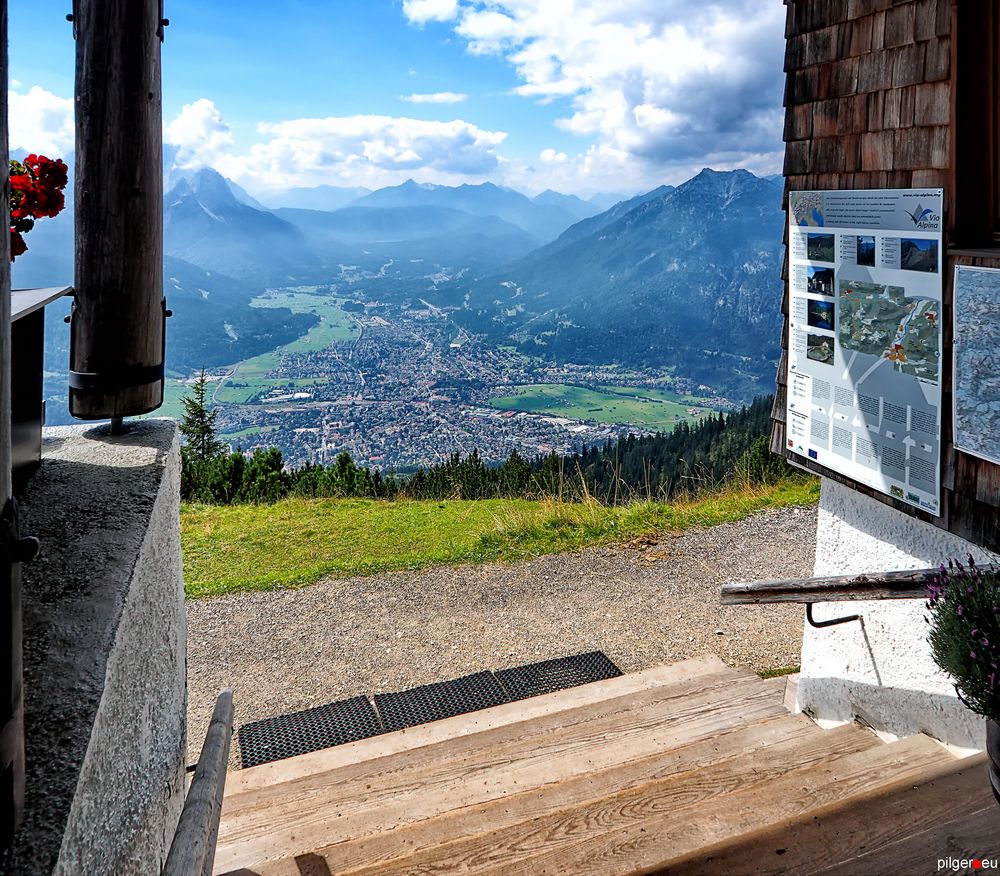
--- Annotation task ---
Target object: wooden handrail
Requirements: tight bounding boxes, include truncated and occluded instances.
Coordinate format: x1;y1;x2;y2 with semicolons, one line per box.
163;688;234;876
720;567;941;605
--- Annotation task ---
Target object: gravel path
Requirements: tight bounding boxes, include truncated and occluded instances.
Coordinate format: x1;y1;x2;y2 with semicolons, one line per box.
186;504;817;765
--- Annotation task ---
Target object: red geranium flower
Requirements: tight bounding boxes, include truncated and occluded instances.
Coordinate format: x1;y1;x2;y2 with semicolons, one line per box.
8;154;68;262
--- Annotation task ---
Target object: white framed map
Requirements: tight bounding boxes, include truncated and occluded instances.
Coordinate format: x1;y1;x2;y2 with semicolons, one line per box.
786;188;943;515
954;265;1000;466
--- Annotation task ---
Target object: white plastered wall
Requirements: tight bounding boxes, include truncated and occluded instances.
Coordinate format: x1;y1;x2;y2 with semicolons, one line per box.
797;478;999;749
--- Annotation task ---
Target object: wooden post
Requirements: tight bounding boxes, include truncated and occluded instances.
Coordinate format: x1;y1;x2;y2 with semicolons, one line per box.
1;0;10;502
0;0;25;849
70;0;165;420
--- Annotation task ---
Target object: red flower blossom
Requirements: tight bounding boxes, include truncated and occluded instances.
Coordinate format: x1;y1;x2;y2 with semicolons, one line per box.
8;154;68;261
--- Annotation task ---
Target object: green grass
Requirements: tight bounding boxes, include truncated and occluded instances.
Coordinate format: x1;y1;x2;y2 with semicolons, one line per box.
250;291;360;353
489;383;715;430
757;665;800;679
181;477;820;599
153;380;190;420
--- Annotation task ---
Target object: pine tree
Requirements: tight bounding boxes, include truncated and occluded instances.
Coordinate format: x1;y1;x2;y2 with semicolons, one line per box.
179;370;224;461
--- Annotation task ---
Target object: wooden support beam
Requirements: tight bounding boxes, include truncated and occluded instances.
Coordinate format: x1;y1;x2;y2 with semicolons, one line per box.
163;688;234;876
71;0;165;420
1;0;10;502
720;568;946;605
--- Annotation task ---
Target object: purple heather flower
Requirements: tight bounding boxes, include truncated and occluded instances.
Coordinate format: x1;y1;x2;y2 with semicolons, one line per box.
971;650;978;660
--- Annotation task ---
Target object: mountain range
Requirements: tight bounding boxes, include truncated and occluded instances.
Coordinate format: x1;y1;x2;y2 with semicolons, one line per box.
15;165;784;400
439;169;785;397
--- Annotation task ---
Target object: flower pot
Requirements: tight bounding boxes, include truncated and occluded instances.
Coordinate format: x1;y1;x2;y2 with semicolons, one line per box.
989;720;1000;806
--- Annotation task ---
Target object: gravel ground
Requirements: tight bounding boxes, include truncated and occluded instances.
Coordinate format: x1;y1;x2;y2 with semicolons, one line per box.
186;504;817;766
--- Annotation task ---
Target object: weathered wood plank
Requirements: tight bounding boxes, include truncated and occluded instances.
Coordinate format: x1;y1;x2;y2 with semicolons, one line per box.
487;736;953;876
861;130;896;170
836;93;868;133
164;689;234;876
660;754;992;876
216;673;784;873
327;720;877;876
719;567;952;605
913;79;949;125
923;35;949;81
884;3;915;47
225;657;737;799
818;801;1000;874
829;56;860;96
220;674;772;839
858;49;893;92
892;41;926;87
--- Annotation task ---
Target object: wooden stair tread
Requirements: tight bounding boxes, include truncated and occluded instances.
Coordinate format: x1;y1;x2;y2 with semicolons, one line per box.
214;666;784;873
226;655;746;798
814;756;999;873
664;752;995;874
244;716;880;876
219;662;767;826
214;659;971;876
475;734;956;876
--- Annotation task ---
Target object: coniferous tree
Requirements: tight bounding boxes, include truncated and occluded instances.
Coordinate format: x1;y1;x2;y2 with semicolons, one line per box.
179;370;224;461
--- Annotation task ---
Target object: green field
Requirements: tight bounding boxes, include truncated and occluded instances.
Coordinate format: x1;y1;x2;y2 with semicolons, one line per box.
181;479;820;598
209;289;360;403
214;376;330;405
489;384;716;430
250;290;359;354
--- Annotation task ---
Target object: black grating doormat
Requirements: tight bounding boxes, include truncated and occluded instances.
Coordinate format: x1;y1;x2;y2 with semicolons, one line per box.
374;671;510;733
238;695;384;769
495;651;622;701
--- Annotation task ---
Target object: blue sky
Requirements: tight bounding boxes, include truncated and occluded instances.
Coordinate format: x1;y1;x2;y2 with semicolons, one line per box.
8;1;786;197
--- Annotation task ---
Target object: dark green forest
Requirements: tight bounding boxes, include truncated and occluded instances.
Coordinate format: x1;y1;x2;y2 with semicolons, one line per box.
180;387;792;505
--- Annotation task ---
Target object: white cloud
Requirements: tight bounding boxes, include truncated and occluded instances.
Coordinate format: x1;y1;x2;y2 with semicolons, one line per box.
402;91;469;104
164;99;235;169
7;85;74;157
207;112;507;191
439;2;785;182
403;0;460;24
539;148;567;163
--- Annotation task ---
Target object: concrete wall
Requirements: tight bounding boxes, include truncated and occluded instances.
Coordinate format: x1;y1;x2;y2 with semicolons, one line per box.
798;478;999;749
2;420;187;875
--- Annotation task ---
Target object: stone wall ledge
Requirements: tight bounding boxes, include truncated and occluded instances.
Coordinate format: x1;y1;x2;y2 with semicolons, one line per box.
2;419;186;875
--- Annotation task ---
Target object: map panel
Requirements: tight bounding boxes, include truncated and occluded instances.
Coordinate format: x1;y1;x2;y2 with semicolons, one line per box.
954;265;1000;465
839;280;939;382
786;188;943;514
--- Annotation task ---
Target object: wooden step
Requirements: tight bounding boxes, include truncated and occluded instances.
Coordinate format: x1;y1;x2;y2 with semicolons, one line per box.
214;661;784;873
475;734;956;875
666;752;996;874
254;716;880;876
225;655;745;798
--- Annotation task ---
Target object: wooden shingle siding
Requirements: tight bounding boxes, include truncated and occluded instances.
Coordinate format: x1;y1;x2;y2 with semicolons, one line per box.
775;0;1000;551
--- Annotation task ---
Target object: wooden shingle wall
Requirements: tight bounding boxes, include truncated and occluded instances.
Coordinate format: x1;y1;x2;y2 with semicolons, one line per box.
774;0;1000;551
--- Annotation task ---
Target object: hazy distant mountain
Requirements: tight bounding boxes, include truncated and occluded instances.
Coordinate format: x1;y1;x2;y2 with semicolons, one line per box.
276;204;538;269
446;169;784;399
164;168;320;282
349;179;580;243
260;184;372;212
537;185;677;250
588;192;630;211
225;179;267;210
532;190;600;222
